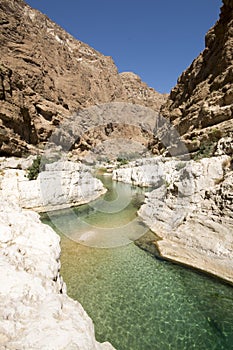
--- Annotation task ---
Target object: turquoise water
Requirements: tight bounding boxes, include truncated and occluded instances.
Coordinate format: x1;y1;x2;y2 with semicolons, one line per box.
41;175;233;350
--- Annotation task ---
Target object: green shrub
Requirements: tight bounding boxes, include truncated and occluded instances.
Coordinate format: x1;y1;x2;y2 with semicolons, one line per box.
116;152;139;165
117;156;129;165
27;156;41;180
193;142;216;161
163;179;170;188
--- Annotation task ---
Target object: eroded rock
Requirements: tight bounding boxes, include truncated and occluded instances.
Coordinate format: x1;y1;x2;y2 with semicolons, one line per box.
113;155;233;284
0;199;115;350
0;159;106;211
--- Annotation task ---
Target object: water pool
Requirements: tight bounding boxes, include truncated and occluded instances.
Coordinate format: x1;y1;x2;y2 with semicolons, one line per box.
41;174;233;350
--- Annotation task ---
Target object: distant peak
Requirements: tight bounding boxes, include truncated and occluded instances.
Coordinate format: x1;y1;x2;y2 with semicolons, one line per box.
120;72;141;81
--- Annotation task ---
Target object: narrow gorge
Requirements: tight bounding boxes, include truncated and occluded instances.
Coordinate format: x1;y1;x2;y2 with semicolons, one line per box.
0;0;232;349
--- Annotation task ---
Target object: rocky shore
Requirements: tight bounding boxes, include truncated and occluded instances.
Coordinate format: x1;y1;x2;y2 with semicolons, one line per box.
0;158;114;350
113;146;233;285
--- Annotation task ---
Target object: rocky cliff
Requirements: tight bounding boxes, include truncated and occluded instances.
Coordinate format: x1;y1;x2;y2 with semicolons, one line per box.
0;0;166;157
159;0;233;157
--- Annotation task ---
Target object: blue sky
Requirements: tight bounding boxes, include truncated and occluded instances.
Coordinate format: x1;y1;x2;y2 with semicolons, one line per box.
25;0;222;93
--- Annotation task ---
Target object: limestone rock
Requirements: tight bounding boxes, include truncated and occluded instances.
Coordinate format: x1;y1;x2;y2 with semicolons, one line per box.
0;199;115;349
0;159;106;211
113;155;233;284
159;0;233;157
215;135;233;155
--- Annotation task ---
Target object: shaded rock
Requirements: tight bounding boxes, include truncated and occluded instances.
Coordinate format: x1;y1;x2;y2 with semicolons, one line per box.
50;102;160;159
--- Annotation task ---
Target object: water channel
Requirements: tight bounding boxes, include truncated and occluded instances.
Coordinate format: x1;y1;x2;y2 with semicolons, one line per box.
41;174;233;350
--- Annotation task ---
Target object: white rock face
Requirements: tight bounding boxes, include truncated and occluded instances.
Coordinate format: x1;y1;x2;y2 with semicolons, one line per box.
0;160;106;211
0;158;115;350
0;202;114;350
113;155;227;190
113;155;233;284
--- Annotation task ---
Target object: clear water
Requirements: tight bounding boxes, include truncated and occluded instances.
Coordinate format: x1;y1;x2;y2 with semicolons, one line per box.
41;175;149;248
41;174;233;350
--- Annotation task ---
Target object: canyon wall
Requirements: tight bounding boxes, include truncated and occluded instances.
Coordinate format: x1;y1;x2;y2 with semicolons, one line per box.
158;0;232;157
0;0;166;157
